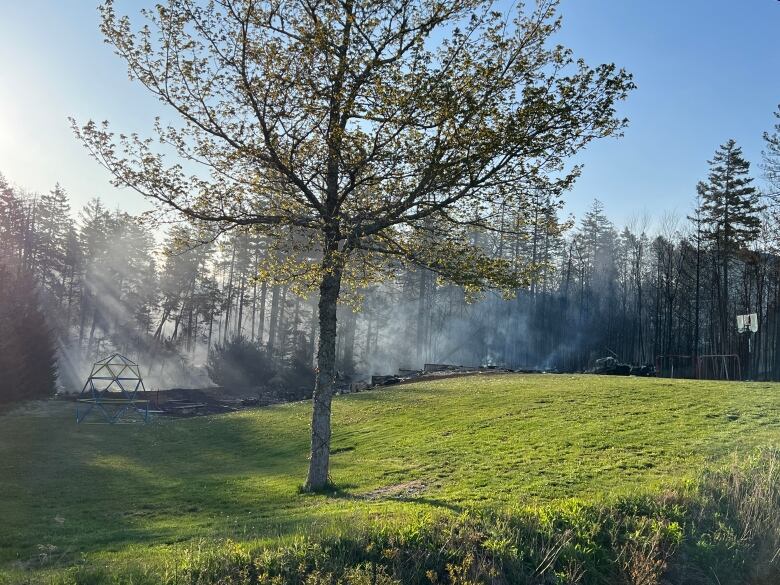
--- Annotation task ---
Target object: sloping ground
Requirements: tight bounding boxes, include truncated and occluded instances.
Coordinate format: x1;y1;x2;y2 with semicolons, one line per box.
1;374;779;581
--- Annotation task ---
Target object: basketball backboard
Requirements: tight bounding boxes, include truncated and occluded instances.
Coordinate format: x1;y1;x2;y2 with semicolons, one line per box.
736;313;758;333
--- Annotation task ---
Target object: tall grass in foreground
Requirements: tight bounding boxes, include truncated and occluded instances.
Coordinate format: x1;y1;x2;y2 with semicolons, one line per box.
13;449;780;585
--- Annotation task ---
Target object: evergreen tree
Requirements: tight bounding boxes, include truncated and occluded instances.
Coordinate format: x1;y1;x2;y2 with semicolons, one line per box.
578;200;616;273
0;174;25;266
0;266;57;404
696;139;763;352
77;198;112;352
35;184;71;297
763;104;780;199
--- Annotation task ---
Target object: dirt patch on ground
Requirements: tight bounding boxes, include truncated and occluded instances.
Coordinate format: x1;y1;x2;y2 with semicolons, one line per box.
53;371;524;419
137;387;290;416
363;480;427;500
396;369;517;386
56;386;286;418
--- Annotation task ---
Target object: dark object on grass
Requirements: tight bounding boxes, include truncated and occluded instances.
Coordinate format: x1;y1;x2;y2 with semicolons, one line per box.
593;356;631;376
164;399;206;415
594;357;655;377
630;364;656;377
423;363;457;373
372;375;401;386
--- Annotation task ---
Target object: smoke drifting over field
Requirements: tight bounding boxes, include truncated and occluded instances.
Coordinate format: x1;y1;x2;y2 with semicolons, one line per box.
5;171;780;392
337;286;591;380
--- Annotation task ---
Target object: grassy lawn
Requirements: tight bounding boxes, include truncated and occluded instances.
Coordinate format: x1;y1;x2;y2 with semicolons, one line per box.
1;373;779;577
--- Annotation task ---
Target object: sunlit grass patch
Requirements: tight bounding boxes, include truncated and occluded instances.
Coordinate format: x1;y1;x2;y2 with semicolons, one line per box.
0;374;778;581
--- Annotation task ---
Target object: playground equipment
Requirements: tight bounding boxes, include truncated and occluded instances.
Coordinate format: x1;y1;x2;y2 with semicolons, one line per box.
76;353;149;424
655;353;743;380
655;354;697;379
697;354;741;381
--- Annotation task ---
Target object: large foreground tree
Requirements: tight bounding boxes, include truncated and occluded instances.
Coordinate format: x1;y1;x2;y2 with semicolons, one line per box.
75;0;633;490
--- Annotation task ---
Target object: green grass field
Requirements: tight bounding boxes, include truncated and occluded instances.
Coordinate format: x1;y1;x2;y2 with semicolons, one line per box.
1;373;779;581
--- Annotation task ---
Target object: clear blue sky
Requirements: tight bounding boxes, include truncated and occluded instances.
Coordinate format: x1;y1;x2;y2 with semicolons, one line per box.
1;1;778;226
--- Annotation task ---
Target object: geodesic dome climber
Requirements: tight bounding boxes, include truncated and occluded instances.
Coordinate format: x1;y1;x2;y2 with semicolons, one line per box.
76;353;149;424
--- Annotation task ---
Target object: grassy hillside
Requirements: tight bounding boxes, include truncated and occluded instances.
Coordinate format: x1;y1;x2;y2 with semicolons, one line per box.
1;373;779;582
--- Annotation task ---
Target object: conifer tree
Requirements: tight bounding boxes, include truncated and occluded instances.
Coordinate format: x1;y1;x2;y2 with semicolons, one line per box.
0;174;25;266
0;267;58;404
763;104;780;199
695;139;763;352
35;184;72;297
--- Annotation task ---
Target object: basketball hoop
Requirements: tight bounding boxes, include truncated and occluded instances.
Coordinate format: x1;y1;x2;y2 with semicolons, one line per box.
736;313;758;379
736;313;758;334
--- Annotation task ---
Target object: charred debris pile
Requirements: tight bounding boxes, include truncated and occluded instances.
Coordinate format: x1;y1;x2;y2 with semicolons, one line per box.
338;363;546;395
62;361;655;419
592;356;655;377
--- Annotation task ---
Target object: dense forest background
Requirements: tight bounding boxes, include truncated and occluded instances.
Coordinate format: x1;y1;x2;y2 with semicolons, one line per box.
2;106;780;394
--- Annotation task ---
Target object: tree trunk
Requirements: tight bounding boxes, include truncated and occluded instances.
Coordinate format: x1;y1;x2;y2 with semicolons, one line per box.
154;306;172;340
304;252;343;492
342;307;356;375
251;277;258;341
207;312;214;358
237;273;246;338
416;269;428;362
277;286;289;354
78;289;89;348
267;285;280;354
308;298;318;365
257;281;268;344
223;242;237;343
87;304;99;355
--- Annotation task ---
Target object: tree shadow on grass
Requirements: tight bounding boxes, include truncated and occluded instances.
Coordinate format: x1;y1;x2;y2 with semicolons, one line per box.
2;397;463;570
2;405;317;566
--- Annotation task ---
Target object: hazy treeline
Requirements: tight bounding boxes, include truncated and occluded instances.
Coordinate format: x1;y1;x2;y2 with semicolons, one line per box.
0;180;56;403
367;131;780;380
0;175;320;391
1;108;779;388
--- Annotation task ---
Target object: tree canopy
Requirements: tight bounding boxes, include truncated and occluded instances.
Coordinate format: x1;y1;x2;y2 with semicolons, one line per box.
74;0;634;490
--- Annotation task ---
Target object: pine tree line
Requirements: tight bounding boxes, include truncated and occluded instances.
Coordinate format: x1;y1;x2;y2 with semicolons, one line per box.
2;107;780;389
0;176;57;404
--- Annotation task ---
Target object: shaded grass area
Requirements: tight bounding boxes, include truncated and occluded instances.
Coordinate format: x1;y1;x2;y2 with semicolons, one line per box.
1;374;779;581
20;450;780;585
